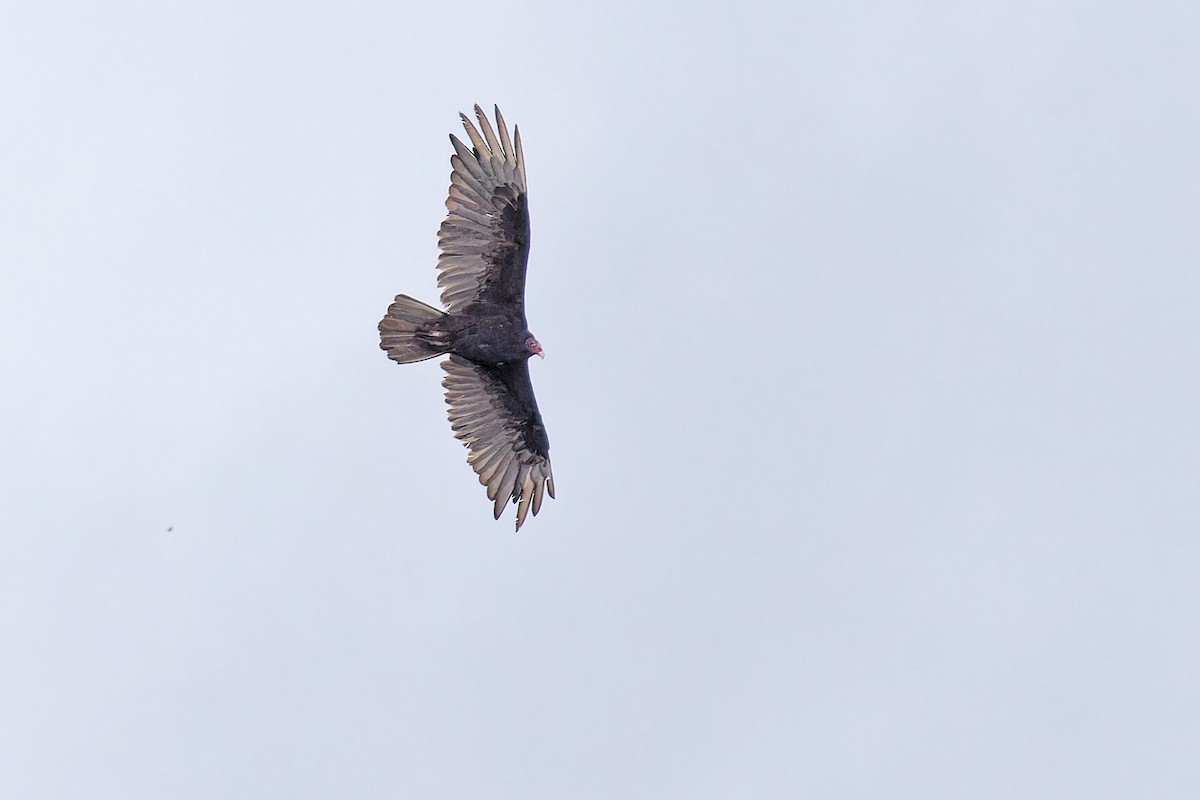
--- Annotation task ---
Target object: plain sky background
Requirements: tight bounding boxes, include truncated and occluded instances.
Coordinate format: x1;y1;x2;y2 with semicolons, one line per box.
2;1;1198;797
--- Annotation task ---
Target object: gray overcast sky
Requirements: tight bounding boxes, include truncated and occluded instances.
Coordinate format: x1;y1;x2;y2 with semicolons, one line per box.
2;1;1198;797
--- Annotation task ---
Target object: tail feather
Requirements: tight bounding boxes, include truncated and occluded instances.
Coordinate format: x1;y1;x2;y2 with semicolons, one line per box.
379;294;448;364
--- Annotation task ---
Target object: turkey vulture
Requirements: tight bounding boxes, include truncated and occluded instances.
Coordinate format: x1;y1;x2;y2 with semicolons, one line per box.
379;105;554;531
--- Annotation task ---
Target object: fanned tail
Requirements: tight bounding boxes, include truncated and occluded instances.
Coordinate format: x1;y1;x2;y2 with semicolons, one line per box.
379;294;449;364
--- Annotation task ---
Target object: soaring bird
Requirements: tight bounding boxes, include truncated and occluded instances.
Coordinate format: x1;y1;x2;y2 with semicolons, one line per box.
379;105;553;531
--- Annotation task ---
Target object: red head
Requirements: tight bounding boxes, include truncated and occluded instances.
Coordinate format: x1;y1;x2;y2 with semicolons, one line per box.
525;336;544;359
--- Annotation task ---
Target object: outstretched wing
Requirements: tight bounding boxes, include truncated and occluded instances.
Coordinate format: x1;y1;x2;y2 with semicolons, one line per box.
442;354;554;531
437;105;530;316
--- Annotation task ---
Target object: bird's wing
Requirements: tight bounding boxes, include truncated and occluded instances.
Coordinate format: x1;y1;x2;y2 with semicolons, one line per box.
437;105;530;316
442;354;554;531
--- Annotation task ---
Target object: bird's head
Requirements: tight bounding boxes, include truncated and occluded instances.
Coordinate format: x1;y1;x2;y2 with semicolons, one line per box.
525;336;544;359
